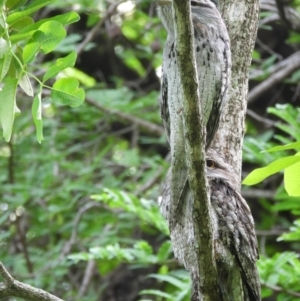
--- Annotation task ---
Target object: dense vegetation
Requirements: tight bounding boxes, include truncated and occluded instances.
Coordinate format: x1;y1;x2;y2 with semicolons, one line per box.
0;0;300;300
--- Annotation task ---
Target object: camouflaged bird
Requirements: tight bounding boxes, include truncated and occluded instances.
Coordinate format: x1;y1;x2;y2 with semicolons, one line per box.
158;0;231;149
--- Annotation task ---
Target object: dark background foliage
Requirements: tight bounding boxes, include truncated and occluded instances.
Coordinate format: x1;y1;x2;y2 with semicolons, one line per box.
1;0;300;300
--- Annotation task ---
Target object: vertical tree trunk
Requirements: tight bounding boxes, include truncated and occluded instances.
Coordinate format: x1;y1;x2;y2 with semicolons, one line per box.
160;0;260;300
213;0;260;179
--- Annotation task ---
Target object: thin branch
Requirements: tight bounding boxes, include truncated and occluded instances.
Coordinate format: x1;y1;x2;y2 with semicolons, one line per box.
61;202;101;258
76;2;119;56
0;262;64;301
77;260;96;298
262;282;300;297
241;188;275;199
85;97;165;136
172;0;218;299
256;229;286;236
246;109;277;127
248;51;300;104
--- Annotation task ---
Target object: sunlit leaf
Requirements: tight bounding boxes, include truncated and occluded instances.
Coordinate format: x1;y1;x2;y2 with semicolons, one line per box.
0;38;9;58
0;52;12;81
43;51;76;82
36;21;66;53
51;78;85;107
243;156;300;185
10;16;34;31
0;77;19;141
284;152;300;196
263;141;300;153
32;91;43;143
18;73;33;96
22;31;43;63
6;0;54;25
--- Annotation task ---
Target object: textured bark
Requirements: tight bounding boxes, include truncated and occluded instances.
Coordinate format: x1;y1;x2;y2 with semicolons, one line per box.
160;0;260;300
171;0;219;300
212;0;260;180
0;262;64;301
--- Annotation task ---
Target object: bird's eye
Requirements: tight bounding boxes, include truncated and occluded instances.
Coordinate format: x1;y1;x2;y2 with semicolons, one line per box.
206;159;215;169
191;1;199;6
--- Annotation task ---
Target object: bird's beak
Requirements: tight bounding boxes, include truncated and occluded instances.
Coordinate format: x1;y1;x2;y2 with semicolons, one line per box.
157;0;172;6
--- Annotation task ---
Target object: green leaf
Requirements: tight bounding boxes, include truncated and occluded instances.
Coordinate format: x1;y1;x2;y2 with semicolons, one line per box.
243;156;300;185
43;51;76;82
22;30;44;63
32;91;43;143
19;73;33;96
37;21;66;53
263;141;300;153
139;289;173;299
284;152;300;196
0;77;19;141
0;52;12;81
51;78;85;107
0;38;9;58
10;16;34;31
10;12;80;43
6;0;28;10
6;0;54;25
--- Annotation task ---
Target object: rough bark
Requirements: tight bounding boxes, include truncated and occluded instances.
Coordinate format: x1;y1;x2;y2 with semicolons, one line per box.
212;0;260;180
0;262;64;301
161;0;260;300
171;0;219;300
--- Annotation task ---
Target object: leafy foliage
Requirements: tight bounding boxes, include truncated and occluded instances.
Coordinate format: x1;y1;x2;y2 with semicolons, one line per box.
0;0;83;142
244;105;300;196
0;0;300;301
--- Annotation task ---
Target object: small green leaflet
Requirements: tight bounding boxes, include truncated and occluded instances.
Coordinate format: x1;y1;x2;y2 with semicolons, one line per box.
0;77;20;142
243;156;300;186
0;38;9;58
32;91;43;143
284;152;300;197
51;78;85;107
23;21;66;63
0;52;12;81
43;51;76;82
262;141;300;153
6;0;54;25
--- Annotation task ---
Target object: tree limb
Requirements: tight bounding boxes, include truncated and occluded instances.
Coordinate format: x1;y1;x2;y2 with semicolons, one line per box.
249;51;300;104
85;97;165;136
171;0;218;300
0;262;64;301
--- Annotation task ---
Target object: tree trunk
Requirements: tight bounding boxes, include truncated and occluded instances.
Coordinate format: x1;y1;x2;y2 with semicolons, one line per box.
160;0;260;300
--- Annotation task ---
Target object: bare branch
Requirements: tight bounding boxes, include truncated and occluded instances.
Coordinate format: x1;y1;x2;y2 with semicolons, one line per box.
77;260;96;298
246;109;277;127
262;282;300;297
85;97;165;136
248;51;300;104
0;262;64;301
76;2;120;56
242;188;275;199
171;0;218;299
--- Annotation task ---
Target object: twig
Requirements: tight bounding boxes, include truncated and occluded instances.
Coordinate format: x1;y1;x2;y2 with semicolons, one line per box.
241;188;275;199
248;51;300;104
77;260;96;298
256;229;286;236
172;0;218;299
0;262;64;301
262;282;300;297
246;109;277;127
61;202;101;258
85;97;165;136
76;2;120;56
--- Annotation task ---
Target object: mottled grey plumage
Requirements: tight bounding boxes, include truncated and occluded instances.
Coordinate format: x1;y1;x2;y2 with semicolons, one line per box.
160;149;261;301
207;149;260;301
158;0;231;148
